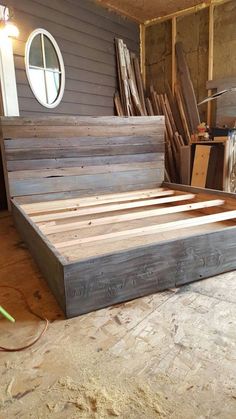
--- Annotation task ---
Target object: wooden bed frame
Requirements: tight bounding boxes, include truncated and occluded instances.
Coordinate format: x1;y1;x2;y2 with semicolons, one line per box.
1;116;236;318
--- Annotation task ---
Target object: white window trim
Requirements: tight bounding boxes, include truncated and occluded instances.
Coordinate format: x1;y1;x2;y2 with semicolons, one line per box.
0;34;19;116
0;5;19;116
25;28;65;109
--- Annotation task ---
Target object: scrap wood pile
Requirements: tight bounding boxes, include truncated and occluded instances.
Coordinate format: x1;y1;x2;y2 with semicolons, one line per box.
114;38;201;183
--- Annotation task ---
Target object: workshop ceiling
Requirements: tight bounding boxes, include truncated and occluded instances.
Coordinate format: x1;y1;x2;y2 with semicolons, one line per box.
96;0;209;23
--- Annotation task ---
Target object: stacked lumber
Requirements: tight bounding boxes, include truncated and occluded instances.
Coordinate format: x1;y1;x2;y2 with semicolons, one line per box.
175;42;200;134
114;39;200;183
114;38;147;116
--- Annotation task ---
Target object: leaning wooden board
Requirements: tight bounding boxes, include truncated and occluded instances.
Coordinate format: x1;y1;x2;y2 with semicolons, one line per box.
1;116;236;318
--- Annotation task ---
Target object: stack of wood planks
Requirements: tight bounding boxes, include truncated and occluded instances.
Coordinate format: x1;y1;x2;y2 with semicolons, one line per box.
114;39;200;184
114;38;147;117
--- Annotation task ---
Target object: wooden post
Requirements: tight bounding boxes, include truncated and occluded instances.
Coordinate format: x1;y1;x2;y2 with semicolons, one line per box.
140;24;146;88
171;17;177;94
207;4;214;126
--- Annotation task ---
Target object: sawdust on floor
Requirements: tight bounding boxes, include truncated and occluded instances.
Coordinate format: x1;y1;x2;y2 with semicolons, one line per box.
45;375;166;419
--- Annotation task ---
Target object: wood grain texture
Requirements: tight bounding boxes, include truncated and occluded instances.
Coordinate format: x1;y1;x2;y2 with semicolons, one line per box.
41;199;224;234
8;162;163;180
0;116;164;126
9;184;236;318
55;209;236;248
2;116;165;200
11;201;66;313
13;183;161;204
191;145;211;187
31;193;195;224
10;169;163;196
180;145;191;185
163;182;236;200
175;42;200;134
23;188;173;214
4;135;163;148
7;153;164;172
6;144;164;160
1;117;165;138
2;117;236;319
64;226;236;317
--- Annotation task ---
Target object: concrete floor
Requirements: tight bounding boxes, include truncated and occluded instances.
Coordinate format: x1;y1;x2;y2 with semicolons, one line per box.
0;212;236;419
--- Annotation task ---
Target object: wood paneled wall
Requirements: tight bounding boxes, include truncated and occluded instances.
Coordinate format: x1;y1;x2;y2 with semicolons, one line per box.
5;0;139;116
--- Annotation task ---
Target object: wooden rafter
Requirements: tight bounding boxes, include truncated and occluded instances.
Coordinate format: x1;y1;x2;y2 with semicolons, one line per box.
144;0;231;26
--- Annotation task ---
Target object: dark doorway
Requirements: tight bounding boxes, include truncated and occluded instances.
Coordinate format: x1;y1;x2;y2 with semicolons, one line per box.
0;87;7;210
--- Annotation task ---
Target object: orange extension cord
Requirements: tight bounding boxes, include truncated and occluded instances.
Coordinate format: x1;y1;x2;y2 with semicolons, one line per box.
0;286;49;352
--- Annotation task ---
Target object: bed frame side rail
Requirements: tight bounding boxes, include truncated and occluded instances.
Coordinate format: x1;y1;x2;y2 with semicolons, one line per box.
63;225;236;317
12;200;67;314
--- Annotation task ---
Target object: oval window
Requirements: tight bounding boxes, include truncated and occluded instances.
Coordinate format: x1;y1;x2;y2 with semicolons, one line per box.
25;29;65;108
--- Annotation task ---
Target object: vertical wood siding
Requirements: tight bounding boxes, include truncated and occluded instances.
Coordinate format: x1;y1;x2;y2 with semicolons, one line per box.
5;0;139;116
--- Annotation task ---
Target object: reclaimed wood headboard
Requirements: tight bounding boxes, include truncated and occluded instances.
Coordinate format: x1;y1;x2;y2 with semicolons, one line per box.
0;116;165;205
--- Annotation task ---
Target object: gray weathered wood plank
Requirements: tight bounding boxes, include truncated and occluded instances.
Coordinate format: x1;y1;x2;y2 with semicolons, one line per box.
2;116;165;200
63;226;236;317
175;42;200;134
0;116;165;126
5;135;163;148
10;168;164;196
7;153;164;171
6;144;164;161
12;201;66;313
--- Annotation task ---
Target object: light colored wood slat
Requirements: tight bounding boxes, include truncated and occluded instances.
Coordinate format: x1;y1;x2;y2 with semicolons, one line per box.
33;193;195;224
23;188;171;214
62;222;234;262
9;162;162;180
41;199;225;235
55;210;236;249
191;145;212;187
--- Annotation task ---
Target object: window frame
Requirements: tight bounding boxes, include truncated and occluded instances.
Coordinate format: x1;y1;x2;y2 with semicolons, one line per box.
25;28;65;109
